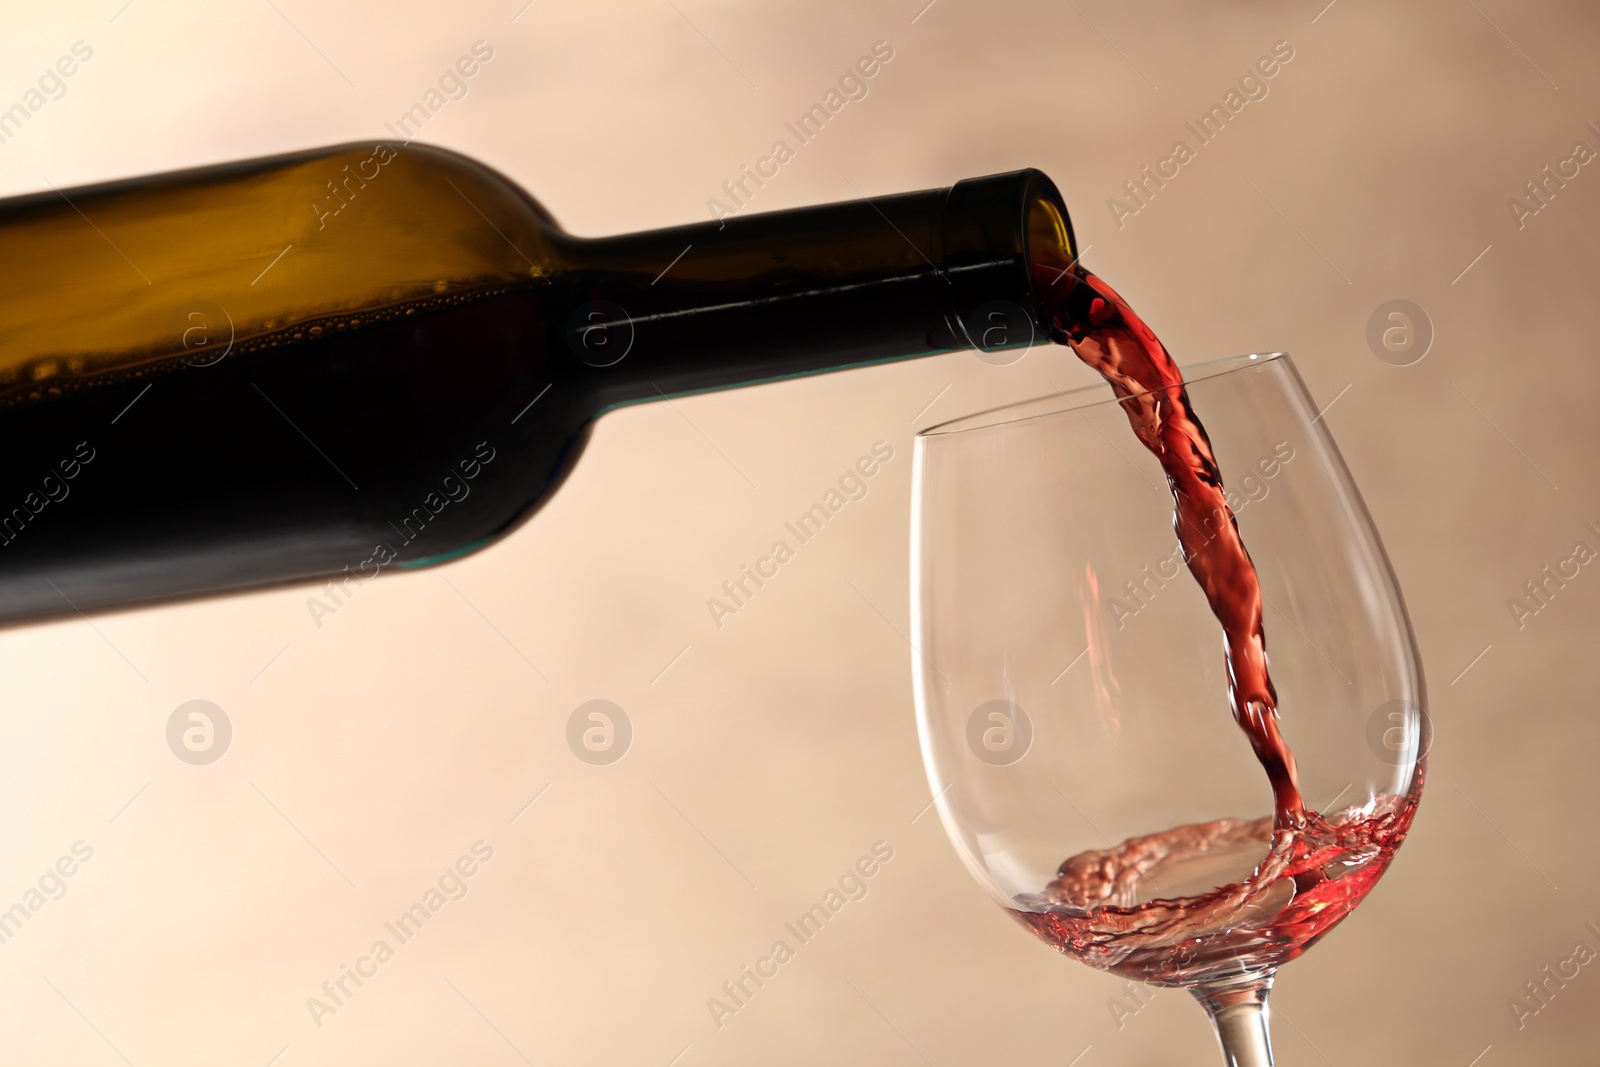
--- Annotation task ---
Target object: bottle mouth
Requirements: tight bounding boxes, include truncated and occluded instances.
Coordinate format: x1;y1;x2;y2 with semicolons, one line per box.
940;169;1078;352
1027;194;1078;279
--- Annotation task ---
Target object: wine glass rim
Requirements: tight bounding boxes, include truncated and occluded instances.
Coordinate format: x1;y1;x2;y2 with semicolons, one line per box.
916;351;1291;437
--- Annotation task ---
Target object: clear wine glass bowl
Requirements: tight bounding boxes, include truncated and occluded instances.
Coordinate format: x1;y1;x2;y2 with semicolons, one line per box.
911;353;1426;1063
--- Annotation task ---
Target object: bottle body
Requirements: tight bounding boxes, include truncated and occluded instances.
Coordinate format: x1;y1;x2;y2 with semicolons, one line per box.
0;143;1074;623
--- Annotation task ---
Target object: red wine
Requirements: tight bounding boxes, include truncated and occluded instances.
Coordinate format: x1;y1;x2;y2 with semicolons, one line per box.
1038;265;1303;825
1010;796;1418;985
0;286;584;619
1010;263;1422;985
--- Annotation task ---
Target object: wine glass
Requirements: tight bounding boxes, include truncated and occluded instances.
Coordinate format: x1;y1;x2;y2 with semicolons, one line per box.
911;352;1427;1065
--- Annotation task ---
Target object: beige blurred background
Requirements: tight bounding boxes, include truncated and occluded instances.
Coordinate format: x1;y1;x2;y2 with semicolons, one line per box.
1;1;1597;1063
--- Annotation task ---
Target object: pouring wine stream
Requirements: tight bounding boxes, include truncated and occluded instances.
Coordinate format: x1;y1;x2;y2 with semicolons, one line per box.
1036;262;1306;829
1017;213;1371;1064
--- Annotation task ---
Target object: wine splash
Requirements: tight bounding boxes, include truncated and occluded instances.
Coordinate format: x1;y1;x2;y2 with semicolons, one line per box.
1011;797;1416;985
1012;263;1421;985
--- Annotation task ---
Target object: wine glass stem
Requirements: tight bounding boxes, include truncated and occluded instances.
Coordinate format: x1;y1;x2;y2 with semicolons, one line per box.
1194;977;1275;1067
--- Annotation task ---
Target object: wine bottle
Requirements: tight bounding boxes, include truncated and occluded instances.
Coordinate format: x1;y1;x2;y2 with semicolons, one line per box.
0;142;1077;624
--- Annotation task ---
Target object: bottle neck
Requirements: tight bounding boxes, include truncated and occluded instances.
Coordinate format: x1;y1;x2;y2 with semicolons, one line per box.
550;170;1076;409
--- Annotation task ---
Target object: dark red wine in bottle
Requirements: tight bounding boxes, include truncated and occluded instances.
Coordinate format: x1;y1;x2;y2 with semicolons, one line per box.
0;144;1072;624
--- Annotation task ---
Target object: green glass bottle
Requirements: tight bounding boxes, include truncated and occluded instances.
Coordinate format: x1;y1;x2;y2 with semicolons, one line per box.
0;142;1077;623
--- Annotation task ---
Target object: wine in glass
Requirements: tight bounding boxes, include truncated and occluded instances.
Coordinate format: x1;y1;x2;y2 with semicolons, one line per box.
911;353;1427;1064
